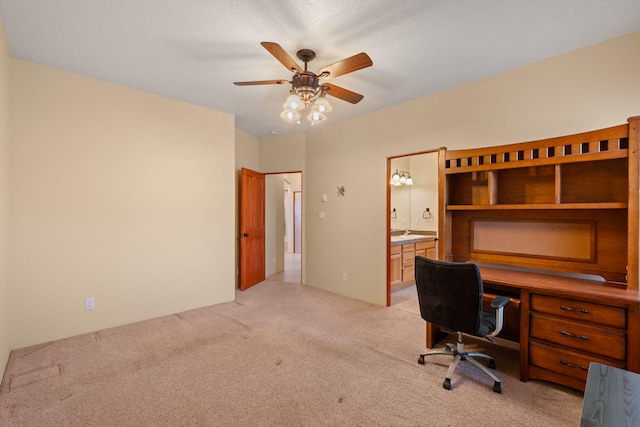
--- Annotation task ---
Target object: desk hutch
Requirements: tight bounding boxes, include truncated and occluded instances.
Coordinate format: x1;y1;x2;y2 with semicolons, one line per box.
432;116;640;391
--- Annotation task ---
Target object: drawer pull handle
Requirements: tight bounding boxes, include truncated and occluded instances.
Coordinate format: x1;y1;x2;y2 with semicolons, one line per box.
559;330;589;340
559;305;589;314
559;360;588;370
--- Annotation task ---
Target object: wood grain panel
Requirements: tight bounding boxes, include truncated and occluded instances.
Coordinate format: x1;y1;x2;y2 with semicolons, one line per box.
451;209;627;282
472;220;593;261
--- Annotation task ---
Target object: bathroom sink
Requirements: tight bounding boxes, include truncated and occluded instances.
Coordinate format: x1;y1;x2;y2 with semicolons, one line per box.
391;235;427;243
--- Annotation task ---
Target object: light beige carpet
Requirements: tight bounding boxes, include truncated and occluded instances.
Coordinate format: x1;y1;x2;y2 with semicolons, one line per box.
0;279;582;426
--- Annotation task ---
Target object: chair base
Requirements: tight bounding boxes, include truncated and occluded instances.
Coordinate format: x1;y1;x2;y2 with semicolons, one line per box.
418;332;502;393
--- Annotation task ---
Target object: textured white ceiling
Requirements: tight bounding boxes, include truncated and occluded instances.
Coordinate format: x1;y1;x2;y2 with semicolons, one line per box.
1;0;639;138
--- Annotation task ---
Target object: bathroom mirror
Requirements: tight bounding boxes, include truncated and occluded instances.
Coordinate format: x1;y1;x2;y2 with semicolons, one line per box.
390;152;438;232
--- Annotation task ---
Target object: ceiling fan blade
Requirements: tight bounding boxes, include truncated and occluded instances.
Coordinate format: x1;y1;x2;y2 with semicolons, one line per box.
323;83;364;104
260;42;302;73
234;79;290;86
318;52;372;79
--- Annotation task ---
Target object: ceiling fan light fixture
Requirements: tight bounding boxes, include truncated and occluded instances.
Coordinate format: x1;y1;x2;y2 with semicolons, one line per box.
297;86;319;104
235;42;371;126
284;92;304;110
307;111;326;123
312;96;332;113
280;108;300;120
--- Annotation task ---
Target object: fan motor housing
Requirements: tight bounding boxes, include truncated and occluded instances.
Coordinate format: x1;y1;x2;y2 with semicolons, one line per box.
292;72;319;89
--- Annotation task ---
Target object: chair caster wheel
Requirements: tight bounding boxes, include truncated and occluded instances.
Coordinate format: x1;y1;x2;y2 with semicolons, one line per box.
488;359;496;369
493;382;502;393
418;355;425;365
443;378;452;390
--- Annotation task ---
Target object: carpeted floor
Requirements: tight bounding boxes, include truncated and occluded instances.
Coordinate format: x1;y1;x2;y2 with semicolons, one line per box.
0;278;583;426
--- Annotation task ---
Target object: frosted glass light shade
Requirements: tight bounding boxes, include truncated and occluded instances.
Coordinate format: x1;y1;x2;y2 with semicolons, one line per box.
280;108;300;120
312;96;332;113
307;111;326;122
284;93;304;110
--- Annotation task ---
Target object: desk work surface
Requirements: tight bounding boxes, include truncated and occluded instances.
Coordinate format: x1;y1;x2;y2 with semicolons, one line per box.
581;362;640;427
479;266;640;304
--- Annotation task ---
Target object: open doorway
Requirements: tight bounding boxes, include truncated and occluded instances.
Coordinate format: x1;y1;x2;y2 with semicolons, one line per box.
265;172;302;284
387;151;440;306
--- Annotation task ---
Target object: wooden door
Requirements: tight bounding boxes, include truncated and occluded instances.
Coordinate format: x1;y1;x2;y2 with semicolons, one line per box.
240;168;265;290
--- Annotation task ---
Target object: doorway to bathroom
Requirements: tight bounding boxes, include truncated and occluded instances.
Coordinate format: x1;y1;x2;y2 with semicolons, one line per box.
387;150;440;306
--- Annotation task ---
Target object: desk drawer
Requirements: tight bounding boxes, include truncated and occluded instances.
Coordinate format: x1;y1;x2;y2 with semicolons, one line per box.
531;294;625;329
531;314;625;360
530;341;625;383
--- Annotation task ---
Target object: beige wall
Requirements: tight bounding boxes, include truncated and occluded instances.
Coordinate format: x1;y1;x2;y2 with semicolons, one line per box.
9;60;236;348
235;130;260;171
0;23;10;371
259;134;306;173
299;31;640;305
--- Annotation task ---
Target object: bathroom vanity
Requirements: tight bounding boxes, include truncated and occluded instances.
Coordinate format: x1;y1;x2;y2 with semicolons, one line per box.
390;234;436;291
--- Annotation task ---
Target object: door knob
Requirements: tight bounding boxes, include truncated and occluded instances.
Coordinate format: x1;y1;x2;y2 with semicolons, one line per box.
240;233;249;238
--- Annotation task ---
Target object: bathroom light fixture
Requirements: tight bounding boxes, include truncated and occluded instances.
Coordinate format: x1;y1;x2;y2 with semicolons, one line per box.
391;170;413;186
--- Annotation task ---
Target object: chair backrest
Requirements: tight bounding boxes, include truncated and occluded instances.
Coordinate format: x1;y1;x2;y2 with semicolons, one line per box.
414;256;484;336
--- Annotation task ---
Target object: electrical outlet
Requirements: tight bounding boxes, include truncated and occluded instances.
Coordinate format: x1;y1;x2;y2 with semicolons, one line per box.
342;273;348;281
85;298;95;311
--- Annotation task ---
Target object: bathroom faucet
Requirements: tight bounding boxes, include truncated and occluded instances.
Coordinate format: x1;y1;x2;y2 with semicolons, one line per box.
403;229;411;236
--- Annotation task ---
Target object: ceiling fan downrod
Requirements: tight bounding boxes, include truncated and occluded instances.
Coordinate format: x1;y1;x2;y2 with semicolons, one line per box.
292;49;323;104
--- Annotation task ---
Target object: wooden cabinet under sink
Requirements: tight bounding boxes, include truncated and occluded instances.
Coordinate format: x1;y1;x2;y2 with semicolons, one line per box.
390;238;436;292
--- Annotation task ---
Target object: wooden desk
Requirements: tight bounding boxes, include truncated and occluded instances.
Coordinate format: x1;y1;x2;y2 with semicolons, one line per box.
581;362;640;426
426;266;640;391
435;117;640;391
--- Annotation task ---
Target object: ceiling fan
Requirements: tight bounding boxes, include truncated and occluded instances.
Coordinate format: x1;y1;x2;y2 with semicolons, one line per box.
234;42;373;123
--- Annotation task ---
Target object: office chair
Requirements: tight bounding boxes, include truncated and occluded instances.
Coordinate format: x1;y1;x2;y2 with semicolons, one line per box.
414;256;509;393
